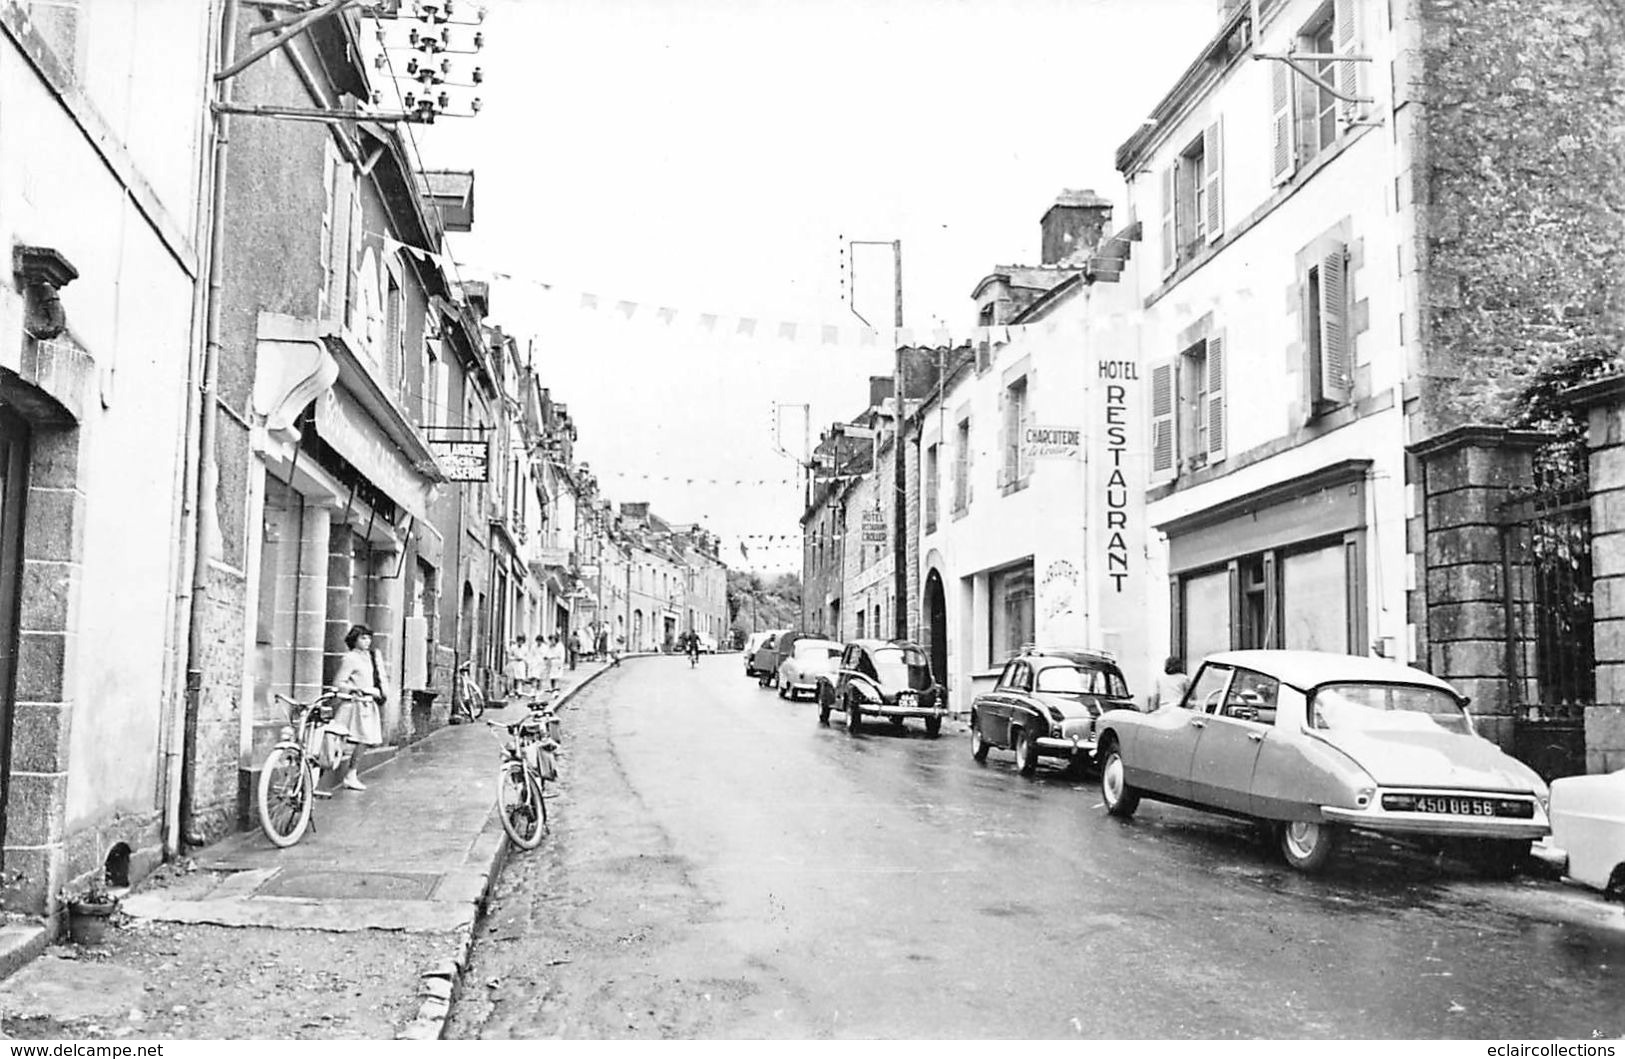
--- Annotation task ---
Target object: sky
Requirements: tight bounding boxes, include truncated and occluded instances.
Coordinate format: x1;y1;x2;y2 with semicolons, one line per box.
405;0;1218;572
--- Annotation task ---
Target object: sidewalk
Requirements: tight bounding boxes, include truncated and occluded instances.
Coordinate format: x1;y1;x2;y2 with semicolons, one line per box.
0;659;619;1040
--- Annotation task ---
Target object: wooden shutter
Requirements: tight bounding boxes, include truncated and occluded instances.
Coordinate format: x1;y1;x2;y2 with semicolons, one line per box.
1149;358;1176;481
1318;247;1354;400
1160;164;1177;276
995;385;1007;489
1203;118;1223;243
1205;333;1227;461
319;140;336;319
1270;60;1296;184
346;167;364;332
1334;0;1362;126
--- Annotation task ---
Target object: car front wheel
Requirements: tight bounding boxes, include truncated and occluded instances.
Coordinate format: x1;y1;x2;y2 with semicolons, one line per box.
846;694;862;735
1100;740;1139;818
1013;728;1038;776
970;716;989;762
1279;820;1339;873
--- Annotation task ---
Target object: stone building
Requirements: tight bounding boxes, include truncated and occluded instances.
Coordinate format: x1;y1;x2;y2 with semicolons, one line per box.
0;1;213;913
1116;0;1625;770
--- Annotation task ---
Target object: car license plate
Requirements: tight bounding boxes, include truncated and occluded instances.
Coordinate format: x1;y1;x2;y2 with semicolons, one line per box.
898;693;917;707
1415;796;1500;816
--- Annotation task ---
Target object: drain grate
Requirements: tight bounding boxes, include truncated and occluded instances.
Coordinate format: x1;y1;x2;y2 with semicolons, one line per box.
255;870;439;901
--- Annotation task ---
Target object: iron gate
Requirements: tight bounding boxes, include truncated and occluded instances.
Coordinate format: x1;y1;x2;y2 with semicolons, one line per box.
1500;472;1591;781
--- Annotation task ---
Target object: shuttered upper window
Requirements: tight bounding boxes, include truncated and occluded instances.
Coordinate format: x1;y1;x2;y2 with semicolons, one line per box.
1307;245;1353;413
1161;119;1224;276
1149;332;1227;483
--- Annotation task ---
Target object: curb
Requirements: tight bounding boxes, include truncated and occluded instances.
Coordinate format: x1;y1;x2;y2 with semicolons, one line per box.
396;660;619;1040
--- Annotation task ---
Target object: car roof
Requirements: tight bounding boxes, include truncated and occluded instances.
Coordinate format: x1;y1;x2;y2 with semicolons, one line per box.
847;638;922;651
1200;650;1459;695
1018;649;1122;669
794;638;842;649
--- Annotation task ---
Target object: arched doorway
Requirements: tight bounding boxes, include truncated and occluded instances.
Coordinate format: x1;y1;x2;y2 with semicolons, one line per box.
0;408;30;854
923;568;947;695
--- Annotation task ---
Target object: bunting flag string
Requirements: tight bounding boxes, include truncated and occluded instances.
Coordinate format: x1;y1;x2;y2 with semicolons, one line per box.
371;229;1139;351
599;469;870;488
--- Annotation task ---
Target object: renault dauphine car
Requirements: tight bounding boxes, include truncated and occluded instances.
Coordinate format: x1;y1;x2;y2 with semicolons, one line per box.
777;637;843;701
1094;650;1551;875
969;647;1134;775
817;639;947;737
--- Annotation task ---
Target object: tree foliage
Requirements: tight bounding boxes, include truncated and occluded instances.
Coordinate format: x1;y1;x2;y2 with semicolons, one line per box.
726;570;803;645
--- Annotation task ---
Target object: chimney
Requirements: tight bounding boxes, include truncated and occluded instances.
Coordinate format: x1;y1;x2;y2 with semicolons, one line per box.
1039;189;1113;266
868;375;894;409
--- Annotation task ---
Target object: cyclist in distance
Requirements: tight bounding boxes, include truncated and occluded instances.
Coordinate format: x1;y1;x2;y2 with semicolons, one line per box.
685;630;700;667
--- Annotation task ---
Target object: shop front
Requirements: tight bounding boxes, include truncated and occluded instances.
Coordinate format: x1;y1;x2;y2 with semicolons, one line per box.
1158;460;1370;666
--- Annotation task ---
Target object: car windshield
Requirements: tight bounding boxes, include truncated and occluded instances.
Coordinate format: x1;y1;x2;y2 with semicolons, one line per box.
1035;665;1128;697
1309;683;1471;736
872;646;932;689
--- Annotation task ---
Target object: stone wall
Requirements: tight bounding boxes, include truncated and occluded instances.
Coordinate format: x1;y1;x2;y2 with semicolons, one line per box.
1579;379;1625;772
186;564;248;846
1407;0;1625;438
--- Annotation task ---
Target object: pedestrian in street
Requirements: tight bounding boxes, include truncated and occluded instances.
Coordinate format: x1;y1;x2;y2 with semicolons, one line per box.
539;633;559;698
597;628;609;660
1147;655;1192;712
567;628;581;671
611;632;624;668
504;636;529;699
325;624;387;794
546;633;566;692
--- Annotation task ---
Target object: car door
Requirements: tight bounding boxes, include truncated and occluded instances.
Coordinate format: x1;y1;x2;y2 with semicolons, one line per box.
1006;662;1042;740
977;662;1016;745
834;644;861;704
1186;668;1279;812
1129;663;1234;801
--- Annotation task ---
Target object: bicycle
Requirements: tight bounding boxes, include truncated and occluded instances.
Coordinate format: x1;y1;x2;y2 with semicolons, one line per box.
257;687;366;847
453;661;486;722
488;702;559;850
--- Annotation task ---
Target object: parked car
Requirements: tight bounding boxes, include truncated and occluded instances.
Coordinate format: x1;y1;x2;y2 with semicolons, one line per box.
743;630;781;677
777;638;843;701
817;639;947;737
969;647;1133;775
1094;650;1551;875
697;632;718;654
1548;767;1625;898
755;631;804;687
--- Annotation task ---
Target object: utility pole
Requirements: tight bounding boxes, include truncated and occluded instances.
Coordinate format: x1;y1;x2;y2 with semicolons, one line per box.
891;240;908;641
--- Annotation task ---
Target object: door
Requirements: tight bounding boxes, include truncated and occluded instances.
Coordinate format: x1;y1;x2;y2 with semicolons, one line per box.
1134;663;1233;801
0;409;30;854
980;661;1020;745
1186;668;1279;811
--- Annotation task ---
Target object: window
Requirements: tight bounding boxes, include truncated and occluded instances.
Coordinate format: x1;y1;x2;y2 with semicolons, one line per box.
1160;120;1223;274
1307;16;1338;159
924;443;939;535
988;562;1034;665
1188;664;1234;714
1150;335;1226;480
1001;376;1029;489
1272;0;1364;183
385;265;405;392
1306;246;1353;412
856;609;866;639
1221;669;1280;724
1175;535;1360;662
1182;568;1232;666
420;335;443;425
952;417;971;513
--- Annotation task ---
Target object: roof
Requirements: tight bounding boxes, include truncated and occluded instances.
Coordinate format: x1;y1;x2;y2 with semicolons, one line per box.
1201;651;1459;695
1021;648;1123;669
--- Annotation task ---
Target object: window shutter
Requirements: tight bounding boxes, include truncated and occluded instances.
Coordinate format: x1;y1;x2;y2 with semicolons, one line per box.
1205;333;1227;462
1160;164;1177;276
1334;0;1362;125
1150;358;1176;481
1203;118;1223;243
1270;60;1296;184
319;141;336;319
346;167;364;332
1318;246;1354;400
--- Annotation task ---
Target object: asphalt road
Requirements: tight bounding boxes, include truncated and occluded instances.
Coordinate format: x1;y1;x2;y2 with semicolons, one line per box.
447;654;1625;1040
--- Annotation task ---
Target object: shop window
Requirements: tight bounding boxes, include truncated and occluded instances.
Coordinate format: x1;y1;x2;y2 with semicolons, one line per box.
1181;567;1232;666
1281;542;1351;652
1176;535;1359;662
989;562;1034;665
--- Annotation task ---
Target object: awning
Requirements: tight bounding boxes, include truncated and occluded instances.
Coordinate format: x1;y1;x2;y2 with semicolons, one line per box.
315;386;434;522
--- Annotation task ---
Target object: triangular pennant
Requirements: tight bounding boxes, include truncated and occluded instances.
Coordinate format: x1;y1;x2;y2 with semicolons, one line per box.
778;321;797;342
658;307;678;325
699;314;718;332
896;328;914;346
930;327;951;347
821;324;839;345
737;318;757;336
580;293;599;311
859;329;877;347
616;300;637;319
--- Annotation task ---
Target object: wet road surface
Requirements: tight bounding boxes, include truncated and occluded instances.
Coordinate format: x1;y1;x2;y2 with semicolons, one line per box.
447;654;1625;1039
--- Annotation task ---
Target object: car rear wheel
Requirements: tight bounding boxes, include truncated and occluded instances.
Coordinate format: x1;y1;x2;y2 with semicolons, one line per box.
924;716;941;738
1279;820;1339;873
1100;740;1139;818
847;696;862;735
1013;728;1038;776
818;683;832;724
970;716;989;762
778;679;788;700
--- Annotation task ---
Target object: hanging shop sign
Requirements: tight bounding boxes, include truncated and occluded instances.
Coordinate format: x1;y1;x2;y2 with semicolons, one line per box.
428;436;490;482
1021;424;1082;460
861;509;888;543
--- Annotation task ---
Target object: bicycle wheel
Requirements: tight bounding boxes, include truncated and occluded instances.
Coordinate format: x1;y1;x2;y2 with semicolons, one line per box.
497;760;544;849
257;745;313;848
467;682;486;720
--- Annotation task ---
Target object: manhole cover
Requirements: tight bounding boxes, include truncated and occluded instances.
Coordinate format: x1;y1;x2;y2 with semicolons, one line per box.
256;870;439;901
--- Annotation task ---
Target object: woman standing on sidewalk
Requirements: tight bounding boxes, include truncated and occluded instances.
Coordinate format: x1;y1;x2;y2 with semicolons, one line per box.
327;624;387;793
